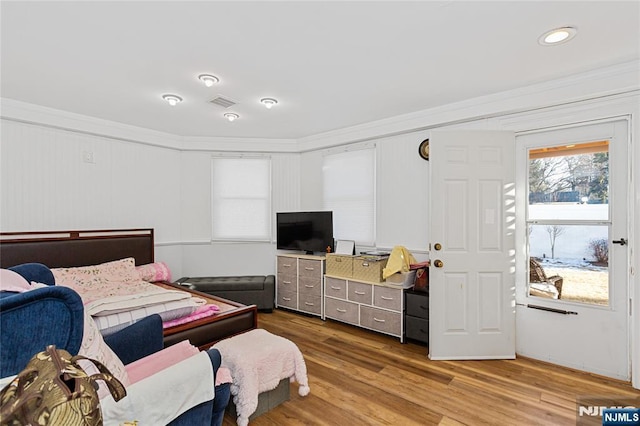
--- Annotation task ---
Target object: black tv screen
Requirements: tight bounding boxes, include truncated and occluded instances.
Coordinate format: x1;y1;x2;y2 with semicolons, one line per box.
276;211;334;254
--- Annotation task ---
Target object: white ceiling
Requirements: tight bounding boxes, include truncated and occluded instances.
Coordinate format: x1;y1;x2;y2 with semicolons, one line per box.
1;1;639;140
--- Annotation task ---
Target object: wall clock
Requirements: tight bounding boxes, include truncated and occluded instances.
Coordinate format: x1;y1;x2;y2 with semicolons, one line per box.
418;139;430;161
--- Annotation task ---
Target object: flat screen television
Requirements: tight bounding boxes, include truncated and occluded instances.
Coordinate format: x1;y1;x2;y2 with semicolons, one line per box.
276;211;334;254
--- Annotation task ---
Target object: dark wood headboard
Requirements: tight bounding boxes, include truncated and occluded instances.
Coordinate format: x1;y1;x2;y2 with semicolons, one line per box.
0;229;154;268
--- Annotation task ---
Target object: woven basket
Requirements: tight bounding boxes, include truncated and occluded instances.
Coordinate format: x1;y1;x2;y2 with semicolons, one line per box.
326;254;354;278
353;256;388;283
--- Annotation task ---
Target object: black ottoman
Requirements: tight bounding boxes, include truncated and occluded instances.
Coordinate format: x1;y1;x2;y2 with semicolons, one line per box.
177;275;275;312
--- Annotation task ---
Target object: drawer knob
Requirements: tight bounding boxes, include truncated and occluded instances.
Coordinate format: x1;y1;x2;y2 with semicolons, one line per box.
305;284;315;288
381;296;394;301
336;308;347;313
305;302;315;306
355;291;366;295
373;318;386;323
282;297;291;301
304;267;314;271
330;286;341;290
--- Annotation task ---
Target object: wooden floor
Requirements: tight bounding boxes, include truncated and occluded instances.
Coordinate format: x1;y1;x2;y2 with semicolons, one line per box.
222;309;639;426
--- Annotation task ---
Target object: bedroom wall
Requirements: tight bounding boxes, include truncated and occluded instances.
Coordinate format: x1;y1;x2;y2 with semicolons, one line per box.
177;151;300;277
0;119;184;271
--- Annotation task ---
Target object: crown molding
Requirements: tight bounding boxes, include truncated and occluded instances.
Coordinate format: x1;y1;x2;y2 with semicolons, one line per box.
180;136;298;153
0;98;182;150
297;60;640;151
0;98;298;153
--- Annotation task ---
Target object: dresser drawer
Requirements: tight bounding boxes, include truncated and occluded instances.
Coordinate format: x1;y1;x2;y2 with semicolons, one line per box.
405;316;429;344
325;297;359;325
325;277;347;299
277;257;298;275
373;286;402;311
299;259;322;280
299;277;321;296
360;306;401;336
277;290;297;310
348;281;373;304
299;293;321;315
277;275;297;293
406;293;429;319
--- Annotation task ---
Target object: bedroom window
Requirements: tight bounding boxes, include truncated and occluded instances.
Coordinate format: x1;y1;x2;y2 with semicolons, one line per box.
323;147;376;246
211;157;272;241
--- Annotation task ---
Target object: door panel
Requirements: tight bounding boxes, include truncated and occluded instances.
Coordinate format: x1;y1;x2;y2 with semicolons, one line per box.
430;130;516;359
515;120;629;380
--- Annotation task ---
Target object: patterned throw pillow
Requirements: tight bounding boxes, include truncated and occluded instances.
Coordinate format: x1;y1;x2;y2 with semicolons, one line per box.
135;262;172;283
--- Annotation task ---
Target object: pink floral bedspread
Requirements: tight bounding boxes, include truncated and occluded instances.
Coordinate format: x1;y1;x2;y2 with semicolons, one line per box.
52;258;192;316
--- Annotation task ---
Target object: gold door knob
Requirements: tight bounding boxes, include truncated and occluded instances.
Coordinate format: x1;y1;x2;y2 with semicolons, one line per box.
434;243;442;251
433;259;444;268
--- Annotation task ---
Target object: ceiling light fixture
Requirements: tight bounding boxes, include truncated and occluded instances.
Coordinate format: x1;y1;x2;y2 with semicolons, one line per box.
162;94;183;106
260;98;278;109
224;112;239;122
198;74;219;87
538;26;577;46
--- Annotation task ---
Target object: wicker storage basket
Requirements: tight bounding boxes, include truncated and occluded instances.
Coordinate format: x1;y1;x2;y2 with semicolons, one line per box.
352;256;388;283
326;254;354;278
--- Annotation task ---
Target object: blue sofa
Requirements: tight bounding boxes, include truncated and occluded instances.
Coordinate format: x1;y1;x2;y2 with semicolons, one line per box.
0;263;230;425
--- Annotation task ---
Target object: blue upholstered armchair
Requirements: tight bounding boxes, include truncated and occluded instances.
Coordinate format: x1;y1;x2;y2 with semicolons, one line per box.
0;263;230;426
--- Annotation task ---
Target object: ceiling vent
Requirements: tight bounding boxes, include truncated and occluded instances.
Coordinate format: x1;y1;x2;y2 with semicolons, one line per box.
209;96;237;109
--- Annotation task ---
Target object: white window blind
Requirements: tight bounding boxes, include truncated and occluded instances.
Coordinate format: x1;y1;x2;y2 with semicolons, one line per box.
211;157;271;241
323;148;375;245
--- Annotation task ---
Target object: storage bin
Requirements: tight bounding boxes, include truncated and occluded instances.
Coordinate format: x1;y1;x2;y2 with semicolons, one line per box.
326;254;354;278
352;255;388;283
385;270;416;288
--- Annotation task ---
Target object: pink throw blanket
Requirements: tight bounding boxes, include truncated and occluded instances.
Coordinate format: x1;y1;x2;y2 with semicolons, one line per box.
213;329;310;426
162;304;220;329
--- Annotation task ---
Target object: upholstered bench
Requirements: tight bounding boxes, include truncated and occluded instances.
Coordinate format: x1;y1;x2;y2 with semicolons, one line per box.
176;275;275;312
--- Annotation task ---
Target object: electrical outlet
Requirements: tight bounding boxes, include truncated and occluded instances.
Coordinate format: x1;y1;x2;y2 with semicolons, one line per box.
82;151;95;164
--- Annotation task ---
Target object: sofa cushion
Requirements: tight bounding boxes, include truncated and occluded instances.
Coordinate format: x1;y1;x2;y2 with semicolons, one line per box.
184;276;267;292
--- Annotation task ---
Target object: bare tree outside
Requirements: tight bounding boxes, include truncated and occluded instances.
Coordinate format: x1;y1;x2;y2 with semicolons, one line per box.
545;225;566;259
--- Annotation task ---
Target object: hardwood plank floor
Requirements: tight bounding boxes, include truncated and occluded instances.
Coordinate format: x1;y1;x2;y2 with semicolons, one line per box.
222;309;639;425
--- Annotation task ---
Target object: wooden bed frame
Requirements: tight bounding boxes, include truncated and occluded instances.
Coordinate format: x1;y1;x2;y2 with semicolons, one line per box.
0;228;257;349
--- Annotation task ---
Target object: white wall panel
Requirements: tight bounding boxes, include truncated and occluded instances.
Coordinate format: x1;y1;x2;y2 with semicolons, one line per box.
376;132;429;252
0;119;181;254
179;151;212;242
299;150;323;211
271;153;300;227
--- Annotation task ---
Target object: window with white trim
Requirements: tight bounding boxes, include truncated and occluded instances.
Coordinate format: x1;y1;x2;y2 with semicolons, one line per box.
211;157;271;241
323;148;375;246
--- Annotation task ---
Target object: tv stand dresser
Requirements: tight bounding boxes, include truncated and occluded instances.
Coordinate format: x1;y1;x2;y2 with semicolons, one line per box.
276;254;325;318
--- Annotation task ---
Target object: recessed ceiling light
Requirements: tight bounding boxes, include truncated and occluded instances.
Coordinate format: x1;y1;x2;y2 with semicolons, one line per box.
224;112;239;122
260;98;278;109
198;74;219;87
162;94;183;106
538;26;577;46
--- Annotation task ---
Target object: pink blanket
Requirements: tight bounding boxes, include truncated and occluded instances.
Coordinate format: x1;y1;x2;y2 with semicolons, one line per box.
213;329;310;426
162;304;220;329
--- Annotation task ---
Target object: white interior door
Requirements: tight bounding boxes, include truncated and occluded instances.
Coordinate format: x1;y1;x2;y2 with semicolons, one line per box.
429;130;516;360
515;119;630;380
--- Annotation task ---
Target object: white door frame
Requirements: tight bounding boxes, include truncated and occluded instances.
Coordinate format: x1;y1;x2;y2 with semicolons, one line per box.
513;117;632;381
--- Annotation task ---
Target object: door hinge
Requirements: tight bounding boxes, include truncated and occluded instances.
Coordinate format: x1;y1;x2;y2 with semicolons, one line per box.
630;298;633;316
